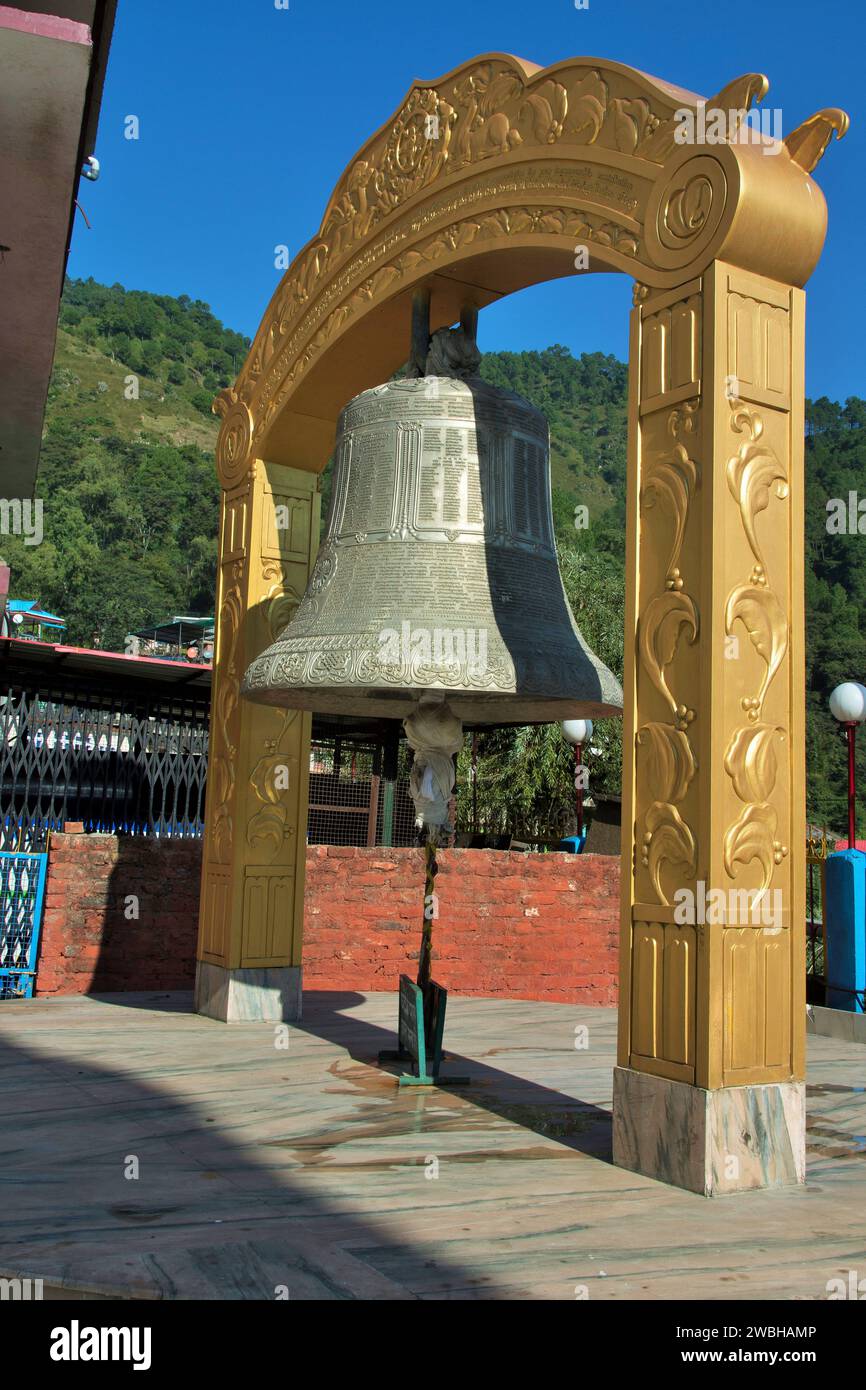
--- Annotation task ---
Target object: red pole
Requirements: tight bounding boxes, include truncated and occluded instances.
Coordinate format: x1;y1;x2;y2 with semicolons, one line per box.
847;722;857;849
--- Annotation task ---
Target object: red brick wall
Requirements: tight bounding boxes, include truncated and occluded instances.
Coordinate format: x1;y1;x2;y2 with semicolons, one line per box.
37;834;200;996
304;846;620;1004
36;835;620;1005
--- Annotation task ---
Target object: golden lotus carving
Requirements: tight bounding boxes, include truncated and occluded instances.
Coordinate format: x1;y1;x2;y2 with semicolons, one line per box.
641;440;699;576
639;591;699;720
636;722;697;804
262;563;302;643
725;584;788;717
640;801;698;904
723;803;786;892
246;711;301;861
635;400;702;905
724;723;785;804
722;390;792;904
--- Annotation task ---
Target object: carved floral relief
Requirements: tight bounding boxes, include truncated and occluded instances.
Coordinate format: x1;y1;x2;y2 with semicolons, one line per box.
723;403;790;896
222;63;777;451
636;402;701;903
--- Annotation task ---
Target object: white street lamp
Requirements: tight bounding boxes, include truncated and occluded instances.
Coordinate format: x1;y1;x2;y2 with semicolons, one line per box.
829;682;866;848
561;719;594;838
562;718;593;748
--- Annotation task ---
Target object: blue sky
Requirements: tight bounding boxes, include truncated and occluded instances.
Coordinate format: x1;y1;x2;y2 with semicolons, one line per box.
68;0;864;402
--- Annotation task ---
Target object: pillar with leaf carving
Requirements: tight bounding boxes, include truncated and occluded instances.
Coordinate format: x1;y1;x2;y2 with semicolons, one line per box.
613;259;808;1193
195;392;320;1021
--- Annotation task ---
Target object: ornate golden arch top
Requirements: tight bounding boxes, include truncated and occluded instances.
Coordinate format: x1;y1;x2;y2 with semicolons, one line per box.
216;52;847;479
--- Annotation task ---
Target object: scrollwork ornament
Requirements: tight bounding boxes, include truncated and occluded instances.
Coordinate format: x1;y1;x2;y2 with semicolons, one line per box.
723;803;788;892
636;722;697;804
645;152;727;271
726;404;789;571
724;723;785;804
641;440;698;578
639;800;698;905
725;583;787;716
246;711;300;861
215;390;253;489
664;175;714;241
638;590;699;721
261;563;303;644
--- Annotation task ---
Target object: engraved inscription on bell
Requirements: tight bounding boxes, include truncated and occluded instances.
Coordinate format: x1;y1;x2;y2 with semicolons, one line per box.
242;374;623;724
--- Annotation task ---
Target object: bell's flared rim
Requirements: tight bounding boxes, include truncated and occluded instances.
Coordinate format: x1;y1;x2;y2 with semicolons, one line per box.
240;679;623;725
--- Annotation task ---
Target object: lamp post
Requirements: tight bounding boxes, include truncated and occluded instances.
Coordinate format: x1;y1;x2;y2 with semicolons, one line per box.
829;682;866;849
562;719;593;839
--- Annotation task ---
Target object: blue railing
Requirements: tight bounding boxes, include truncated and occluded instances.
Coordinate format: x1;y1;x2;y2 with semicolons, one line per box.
0;849;48;1000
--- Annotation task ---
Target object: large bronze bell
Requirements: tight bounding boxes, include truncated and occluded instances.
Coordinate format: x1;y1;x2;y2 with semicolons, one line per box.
242;325;622;727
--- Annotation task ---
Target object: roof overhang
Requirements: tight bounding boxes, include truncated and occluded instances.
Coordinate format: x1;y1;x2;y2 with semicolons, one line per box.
0;635;214;696
0;2;116;499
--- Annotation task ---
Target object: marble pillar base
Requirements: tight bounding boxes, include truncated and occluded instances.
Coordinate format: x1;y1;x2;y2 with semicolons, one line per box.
611;1066;805;1196
194;962;302;1023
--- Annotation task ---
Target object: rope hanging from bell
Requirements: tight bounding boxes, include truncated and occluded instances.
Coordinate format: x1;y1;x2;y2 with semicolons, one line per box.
403;694;463;990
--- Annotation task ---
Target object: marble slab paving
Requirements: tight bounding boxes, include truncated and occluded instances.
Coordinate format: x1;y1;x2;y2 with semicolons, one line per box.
0;990;864;1299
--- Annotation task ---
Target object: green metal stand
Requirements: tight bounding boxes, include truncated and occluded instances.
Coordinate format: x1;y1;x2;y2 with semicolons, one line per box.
378;975;470;1087
377;831;470;1086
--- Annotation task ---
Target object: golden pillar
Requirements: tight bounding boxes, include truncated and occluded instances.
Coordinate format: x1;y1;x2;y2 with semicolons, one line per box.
195;395;320;1021
613;261;808;1192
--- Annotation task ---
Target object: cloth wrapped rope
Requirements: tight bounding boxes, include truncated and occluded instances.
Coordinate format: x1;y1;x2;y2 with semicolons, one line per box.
403;697;464;831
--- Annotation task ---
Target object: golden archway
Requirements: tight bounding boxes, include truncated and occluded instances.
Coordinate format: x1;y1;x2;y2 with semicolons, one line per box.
197;53;847;1195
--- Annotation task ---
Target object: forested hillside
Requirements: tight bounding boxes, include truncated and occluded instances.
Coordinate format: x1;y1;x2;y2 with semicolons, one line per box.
804;398;866;830
4;278;235;647
2;276;864;831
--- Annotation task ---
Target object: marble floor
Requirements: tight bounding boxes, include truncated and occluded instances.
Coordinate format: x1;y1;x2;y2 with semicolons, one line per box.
0;990;864;1300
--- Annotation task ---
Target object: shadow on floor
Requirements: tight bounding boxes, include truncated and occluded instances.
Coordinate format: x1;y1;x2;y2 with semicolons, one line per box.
0;988;616;1300
0;1007;464;1300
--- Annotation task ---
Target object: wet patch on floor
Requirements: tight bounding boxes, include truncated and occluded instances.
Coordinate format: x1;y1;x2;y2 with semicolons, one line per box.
266;1056;608;1169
